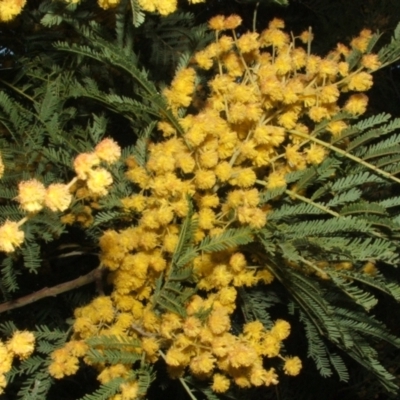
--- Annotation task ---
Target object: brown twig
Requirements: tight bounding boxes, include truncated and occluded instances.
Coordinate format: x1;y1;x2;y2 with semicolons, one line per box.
0;267;104;314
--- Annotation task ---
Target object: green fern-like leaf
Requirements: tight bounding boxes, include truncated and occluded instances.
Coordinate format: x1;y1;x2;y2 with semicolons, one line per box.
78;378;125;400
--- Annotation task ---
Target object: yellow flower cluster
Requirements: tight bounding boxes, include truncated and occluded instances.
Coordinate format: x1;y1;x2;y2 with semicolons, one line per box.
0;0;26;22
0;330;35;395
163;306;300;390
0;137;120;253
309;259;378;280
186;17;379;184
0;220;24;253
47;18;382;396
48;340;88;379
137;0;205;16
50;289;298;394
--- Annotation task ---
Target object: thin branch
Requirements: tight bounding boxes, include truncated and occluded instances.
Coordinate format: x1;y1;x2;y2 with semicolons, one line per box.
0;78;37;103
0;267;103;314
285;189;340;218
289;128;400;185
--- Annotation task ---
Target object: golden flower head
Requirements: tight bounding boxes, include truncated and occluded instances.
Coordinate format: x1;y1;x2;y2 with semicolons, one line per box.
0;342;13;374
7;330;35;360
208;15;225;31
236;32;260;53
86;168;113;196
269;18;285;29
305;144;326;165
224;15;242;30
347;72;373;91
74;152;100;180
98;0;120;9
0;220;24;253
212;373;230;393
344;93;368;115
190;352;216;375
16;179;46;213
361;54;381;71
351;29;373;53
299;29;313;44
120;381;139;400
94;138;121;164
0;0;27;22
283;356;302;376
271;319;291;340
45;183;72;212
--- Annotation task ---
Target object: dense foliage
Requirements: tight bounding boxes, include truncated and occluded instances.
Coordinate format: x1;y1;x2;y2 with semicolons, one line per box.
1;1;400;399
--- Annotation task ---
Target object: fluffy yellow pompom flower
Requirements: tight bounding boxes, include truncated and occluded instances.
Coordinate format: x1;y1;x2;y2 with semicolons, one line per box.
0;220;24;253
308;106;330;122
305;144;326;165
74;152;100;180
7;330;35;360
250;365;274;386
182;316;202;338
208;308;231;334
198;208;216;230
141;337;160;359
269;17;285;29
194;49;214;70
86;168;113;196
348;72;373;91
98;0;120;9
163;68;196;110
362;261;378;276
138;0;180;15
243;320;265;340
361;54;381;71
45;183;72;212
267;170;286;190
212;373;230;393
165;346;190;367
48;351;79;379
344;93;368;115
283;356;302;376
319;59;338;78
237;32;260;53
327;120;348;136
0;373;7;395
299;29;313;44
215;161;232;182
271;319;291;340
254;125;285;146
120;381;139;400
224;14;242;30
16;179;46;212
278;111;298;129
65;340;88;358
260;28;289;49
209;15;226;31
236;168;257;188
351;29;372;53
228;342;258;368
0;342;13;374
195;170;216;190
262;333;281;357
320;84;340;103
156;0;178;16
190;352;215;375
94;138;121;164
0;0;26;22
